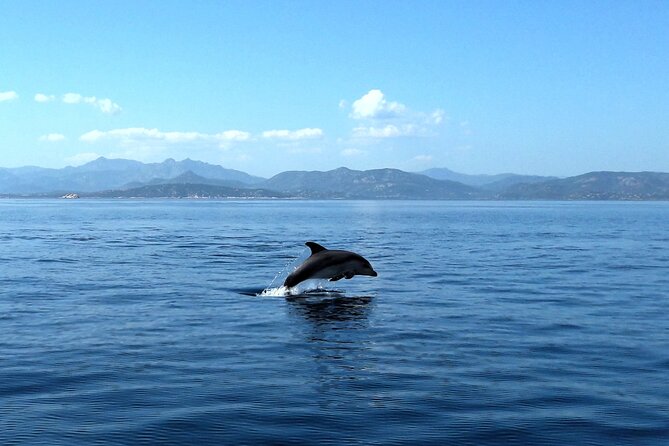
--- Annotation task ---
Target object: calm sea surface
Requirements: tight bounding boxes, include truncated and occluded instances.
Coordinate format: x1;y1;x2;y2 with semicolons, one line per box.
1;200;668;445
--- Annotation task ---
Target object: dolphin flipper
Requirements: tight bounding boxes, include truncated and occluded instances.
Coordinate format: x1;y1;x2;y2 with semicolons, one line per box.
330;273;345;282
330;271;355;282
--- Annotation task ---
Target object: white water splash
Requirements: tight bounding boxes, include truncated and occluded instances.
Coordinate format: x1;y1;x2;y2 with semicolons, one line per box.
259;246;314;297
260;279;331;297
259;286;291;297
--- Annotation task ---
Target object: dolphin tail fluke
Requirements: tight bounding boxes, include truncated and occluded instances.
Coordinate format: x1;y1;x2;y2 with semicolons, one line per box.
305;241;327;255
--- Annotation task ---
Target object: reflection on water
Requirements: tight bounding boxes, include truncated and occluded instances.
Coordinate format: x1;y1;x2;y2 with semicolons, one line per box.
286;293;374;326
286;294;376;408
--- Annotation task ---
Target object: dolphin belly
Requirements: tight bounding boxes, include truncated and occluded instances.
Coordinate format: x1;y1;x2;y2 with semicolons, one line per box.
284;264;344;288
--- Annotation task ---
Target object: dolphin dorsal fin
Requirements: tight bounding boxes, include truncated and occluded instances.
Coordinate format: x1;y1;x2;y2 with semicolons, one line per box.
305;241;327;255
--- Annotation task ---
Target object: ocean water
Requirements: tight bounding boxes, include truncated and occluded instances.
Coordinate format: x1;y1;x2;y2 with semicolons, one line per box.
1;199;668;445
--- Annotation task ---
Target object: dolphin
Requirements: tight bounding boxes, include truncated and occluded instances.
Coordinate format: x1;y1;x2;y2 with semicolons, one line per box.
283;241;378;288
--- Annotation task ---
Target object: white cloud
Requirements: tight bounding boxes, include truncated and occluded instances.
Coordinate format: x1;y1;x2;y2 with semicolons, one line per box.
63;92;122;114
432;109;446;125
350;89;406;120
79;129;106;142
80;127;187;142
353;125;399;138
162;131;203;142
94;98;122;114
39;133;66;142
63;93;83;104
262;128;323;140
80;127;252;145
35;93;55;103
0;91;19;102
346;89;447;141
65;152;101;166
216;130;252;141
352;124;419;138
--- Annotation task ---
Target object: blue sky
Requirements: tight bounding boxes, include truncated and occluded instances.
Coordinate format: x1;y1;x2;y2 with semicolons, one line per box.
1;1;668;177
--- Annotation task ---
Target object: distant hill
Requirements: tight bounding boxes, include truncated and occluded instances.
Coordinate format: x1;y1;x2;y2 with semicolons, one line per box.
3;158;669;200
74;157;145;172
420;167;556;189
480;174;560;191
87;183;287;199
121;170;249;189
0;157;263;194
75;157;264;185
498;171;669;200
262;167;481;199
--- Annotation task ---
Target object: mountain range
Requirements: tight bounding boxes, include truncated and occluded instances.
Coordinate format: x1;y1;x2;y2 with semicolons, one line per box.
418;167;557;190
0;157;262;195
1;157;668;200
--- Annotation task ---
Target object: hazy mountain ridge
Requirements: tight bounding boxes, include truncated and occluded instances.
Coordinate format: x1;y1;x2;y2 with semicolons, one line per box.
2;158;669;200
262;167;481;199
121;170;249;189
498;171;669;200
0;157;263;194
419;167;557;189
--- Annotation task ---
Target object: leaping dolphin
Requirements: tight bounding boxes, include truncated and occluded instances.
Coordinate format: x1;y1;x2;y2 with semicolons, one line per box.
283;241;378;289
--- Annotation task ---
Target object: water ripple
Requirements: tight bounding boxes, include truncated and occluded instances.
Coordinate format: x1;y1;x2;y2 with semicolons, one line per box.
1;200;669;445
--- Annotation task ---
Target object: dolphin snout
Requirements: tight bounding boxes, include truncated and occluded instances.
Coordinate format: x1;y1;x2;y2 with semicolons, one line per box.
370;270;378;277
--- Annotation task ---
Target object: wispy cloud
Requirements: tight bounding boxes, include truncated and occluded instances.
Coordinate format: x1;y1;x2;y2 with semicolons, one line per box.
77;126;329;166
352;124;420;138
262;128;323;140
432;109;446;125
353;125;400;138
346;89;445;140
63;93;122;114
413;154;433;162
61;93;82;104
217;130;252;142
38;133;66;142
0;91;19;102
80;127;252;145
34;93;55;103
340;148;366;157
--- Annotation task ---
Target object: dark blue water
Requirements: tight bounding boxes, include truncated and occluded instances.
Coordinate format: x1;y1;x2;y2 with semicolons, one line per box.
1;200;668;445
